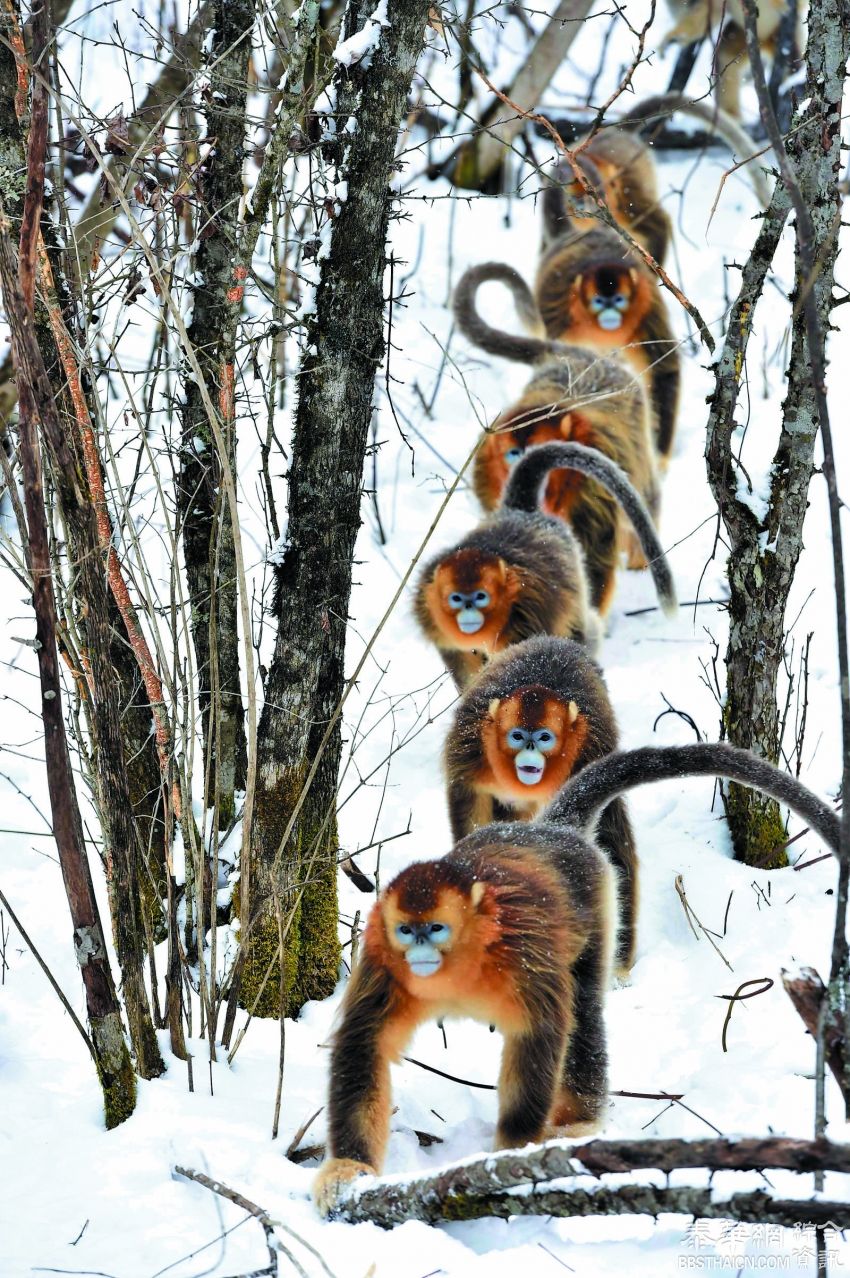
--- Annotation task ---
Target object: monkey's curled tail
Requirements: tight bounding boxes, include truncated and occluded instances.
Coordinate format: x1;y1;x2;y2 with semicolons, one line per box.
453;262;564;366
549;742;840;855
503;441;677;616
621;93;772;207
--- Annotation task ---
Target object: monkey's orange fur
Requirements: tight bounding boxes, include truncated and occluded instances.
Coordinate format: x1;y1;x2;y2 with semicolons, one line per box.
314;837;614;1214
424;553;521;655
476;689;589;814
556;130;672;264
534;231;680;465
470;353;660;614
476;405;599;517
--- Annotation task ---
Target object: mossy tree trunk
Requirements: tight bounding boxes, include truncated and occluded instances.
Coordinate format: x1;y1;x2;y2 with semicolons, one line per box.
240;0;432;1017
177;0;252;835
705;0;847;867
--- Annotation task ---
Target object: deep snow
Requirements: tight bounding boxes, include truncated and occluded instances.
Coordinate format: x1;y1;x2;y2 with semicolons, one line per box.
1;1;849;1275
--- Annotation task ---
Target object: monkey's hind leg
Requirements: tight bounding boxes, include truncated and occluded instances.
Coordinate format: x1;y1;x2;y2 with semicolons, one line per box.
621;524;650;571
495;1020;570;1150
550;932;610;1134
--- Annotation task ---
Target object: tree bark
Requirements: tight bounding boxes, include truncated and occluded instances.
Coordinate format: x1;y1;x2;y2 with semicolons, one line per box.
782;966;848;1103
0;2;163;1078
326;1134;850;1226
0;217;137;1126
704;0;847;866
241;0;432;1016
177;0;252;835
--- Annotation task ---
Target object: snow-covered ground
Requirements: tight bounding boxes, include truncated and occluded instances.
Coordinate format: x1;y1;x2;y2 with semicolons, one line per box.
2;2;849;1274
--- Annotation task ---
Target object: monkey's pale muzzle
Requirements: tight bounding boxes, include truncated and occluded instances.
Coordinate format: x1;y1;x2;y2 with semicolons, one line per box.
456;608;485;634
406;945;442;976
514;747;546;785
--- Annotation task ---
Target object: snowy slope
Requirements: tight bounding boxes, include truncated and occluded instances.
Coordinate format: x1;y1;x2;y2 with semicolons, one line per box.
2;1;849;1275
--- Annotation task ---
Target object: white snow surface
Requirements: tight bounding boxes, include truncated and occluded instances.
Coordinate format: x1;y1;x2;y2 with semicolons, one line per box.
2;1;849;1275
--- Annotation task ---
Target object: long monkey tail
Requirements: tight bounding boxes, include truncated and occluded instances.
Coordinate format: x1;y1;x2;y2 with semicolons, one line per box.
453;262;565;366
503;441;677;616
620;92;772;207
547;742;840;855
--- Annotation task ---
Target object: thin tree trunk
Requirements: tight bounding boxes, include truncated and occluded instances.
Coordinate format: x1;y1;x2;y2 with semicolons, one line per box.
177;0;252;835
0;217;137;1126
704;2;847;866
0;1;164;1076
240;0;432;1017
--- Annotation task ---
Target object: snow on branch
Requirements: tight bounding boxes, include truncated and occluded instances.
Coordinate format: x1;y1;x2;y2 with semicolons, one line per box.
324;1136;850;1228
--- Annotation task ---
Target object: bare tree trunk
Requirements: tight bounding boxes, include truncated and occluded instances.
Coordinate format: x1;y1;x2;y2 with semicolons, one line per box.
0;2;164;1077
240;0;432;1017
177;0;252;833
0;217;137;1126
704;1;847;866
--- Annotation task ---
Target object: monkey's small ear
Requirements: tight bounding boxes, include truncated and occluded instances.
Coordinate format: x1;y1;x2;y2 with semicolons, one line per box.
470;882;486;908
567;700;579;723
558;414;572;439
496;558;508;582
628;267;638;286
574;273;583;290
488;697;501;718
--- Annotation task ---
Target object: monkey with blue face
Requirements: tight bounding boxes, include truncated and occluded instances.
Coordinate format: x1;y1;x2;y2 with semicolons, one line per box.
414;438;677;690
313;741;839;1216
444;634;639;975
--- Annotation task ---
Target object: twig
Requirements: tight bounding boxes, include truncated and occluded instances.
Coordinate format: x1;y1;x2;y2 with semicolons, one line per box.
623;597;727;618
674;874;734;971
403;1055;497;1089
470;65;716;352
285;1107;323;1161
173;1166;337;1278
718;977;774;1052
0;887;93;1060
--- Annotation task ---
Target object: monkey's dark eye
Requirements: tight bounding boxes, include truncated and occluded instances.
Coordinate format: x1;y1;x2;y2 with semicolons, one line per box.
534;729;556;751
395;924;414;945
428;923;450;941
473;590;490;608
504;446;523;464
448;593;464;609
507;728;527;748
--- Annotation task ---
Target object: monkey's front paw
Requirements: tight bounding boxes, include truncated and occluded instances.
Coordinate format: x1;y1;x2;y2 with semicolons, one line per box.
312;1159;375;1217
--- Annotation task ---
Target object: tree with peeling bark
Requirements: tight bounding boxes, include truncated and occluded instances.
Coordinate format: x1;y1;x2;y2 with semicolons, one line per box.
239;0;433;1017
704;0;848;867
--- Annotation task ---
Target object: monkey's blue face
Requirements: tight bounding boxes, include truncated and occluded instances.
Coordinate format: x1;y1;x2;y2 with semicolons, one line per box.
394;921;452;976
588;293;630;331
505;727;557;786
448;590;490;635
